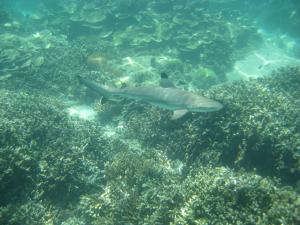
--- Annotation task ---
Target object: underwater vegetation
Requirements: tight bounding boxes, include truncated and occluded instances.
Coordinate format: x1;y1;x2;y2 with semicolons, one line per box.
0;90;128;224
1;69;300;224
2;0;259;88
121;67;300;186
78;159;300;225
0;0;300;224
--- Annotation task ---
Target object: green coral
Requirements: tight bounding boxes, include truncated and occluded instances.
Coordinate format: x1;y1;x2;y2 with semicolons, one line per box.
77;149;183;224
121;67;300;186
175;166;300;224
1;1;300;224
0;90;122;224
76;162;300;224
1;68;300;224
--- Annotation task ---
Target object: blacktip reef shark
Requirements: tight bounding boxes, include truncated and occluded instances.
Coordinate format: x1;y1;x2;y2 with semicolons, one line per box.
77;73;223;120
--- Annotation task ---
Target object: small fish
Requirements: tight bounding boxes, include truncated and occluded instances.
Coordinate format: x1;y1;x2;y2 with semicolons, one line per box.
78;75;223;119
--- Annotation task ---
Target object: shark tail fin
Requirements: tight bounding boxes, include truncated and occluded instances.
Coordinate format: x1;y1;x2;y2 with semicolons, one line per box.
77;76;118;98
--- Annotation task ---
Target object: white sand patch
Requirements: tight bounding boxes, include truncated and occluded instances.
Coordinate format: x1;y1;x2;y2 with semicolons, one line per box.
67;105;97;121
227;31;300;81
227;45;300;81
102;122;125;138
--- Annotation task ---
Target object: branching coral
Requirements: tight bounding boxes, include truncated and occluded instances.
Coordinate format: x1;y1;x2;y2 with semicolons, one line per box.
121;66;300;186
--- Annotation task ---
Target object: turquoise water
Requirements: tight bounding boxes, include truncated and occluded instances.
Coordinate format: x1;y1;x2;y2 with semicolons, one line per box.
1;1;300;224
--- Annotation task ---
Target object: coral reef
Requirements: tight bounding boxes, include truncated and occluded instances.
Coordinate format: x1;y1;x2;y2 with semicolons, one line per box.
175;166;300;225
9;0;259;87
1;68;300;224
1;1;300;224
74;161;300;224
0;31;71;93
0;77;299;224
121;67;300;186
0;90;124;224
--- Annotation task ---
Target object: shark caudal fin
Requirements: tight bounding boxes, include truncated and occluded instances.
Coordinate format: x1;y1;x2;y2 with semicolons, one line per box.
77;76;118;99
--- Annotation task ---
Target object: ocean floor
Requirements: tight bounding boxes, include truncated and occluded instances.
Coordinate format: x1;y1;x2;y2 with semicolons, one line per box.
227;31;300;81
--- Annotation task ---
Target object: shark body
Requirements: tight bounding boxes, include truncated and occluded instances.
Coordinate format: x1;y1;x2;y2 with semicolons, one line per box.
78;76;223;119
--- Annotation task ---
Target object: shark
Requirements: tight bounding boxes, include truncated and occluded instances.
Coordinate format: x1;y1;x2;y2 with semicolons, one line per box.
77;75;223;119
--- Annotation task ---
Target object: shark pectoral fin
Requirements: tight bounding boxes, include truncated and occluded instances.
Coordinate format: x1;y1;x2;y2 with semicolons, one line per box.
171;109;188;120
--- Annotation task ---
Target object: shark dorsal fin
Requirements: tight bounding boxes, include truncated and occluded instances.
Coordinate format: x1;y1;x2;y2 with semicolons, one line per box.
159;72;175;88
171;109;188;120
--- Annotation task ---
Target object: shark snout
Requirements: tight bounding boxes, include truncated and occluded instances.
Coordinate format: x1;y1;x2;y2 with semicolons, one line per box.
189;99;223;112
206;100;223;112
213;101;223;111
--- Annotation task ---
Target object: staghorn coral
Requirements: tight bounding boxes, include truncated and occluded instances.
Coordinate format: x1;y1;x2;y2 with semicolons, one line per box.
13;0;259;86
121;67;300;186
0;70;299;224
76;160;300;224
174;166;300;225
1;1;299;224
0;90;123;224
